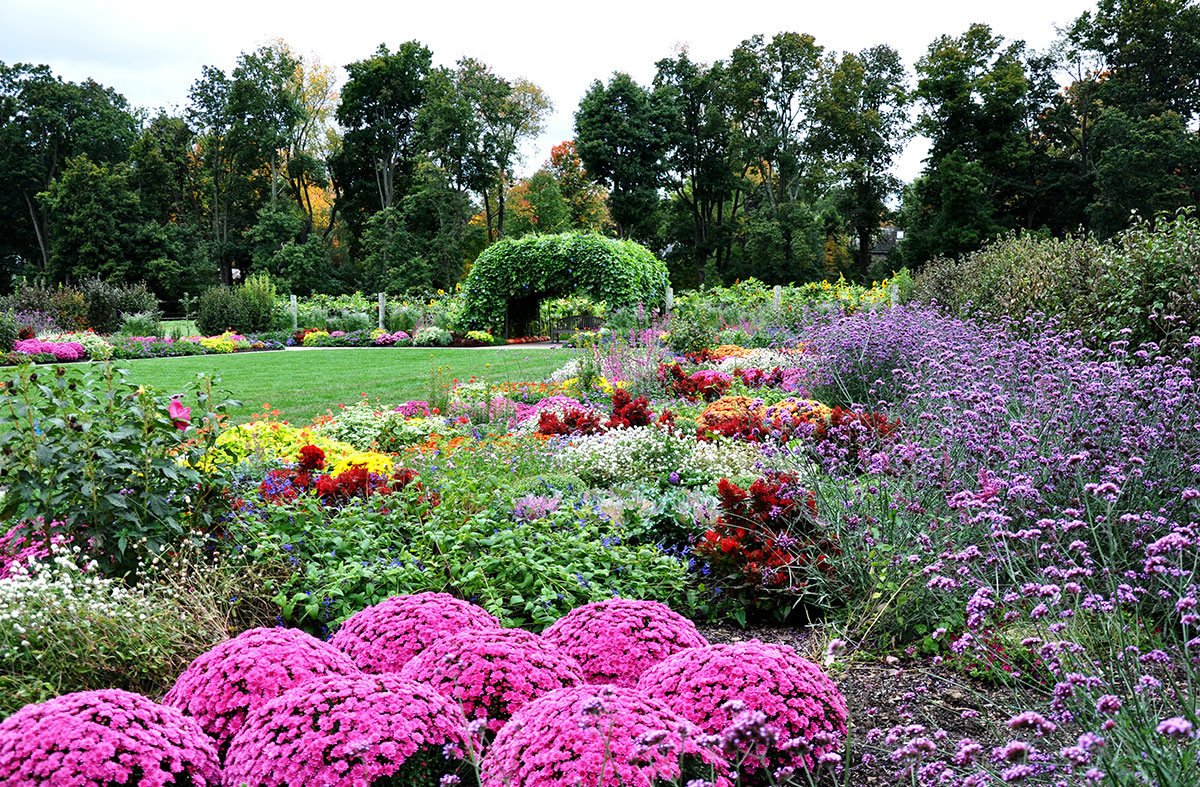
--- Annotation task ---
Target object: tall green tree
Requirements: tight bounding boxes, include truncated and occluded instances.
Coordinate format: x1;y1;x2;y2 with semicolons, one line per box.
574;73;668;240
38;155;141;283
0;63;137;277
811;45;910;282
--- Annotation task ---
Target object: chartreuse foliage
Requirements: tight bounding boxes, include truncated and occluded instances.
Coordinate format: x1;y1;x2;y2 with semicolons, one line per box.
459;233;669;333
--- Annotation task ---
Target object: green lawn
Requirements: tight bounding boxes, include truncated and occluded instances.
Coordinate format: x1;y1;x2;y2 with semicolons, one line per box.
117;347;576;424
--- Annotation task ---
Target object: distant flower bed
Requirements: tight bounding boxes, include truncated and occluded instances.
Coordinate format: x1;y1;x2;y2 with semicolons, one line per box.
2;332;285;364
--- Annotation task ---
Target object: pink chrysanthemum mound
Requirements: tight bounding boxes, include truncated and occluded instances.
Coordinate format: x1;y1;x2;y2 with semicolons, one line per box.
399;627;584;733
480;684;731;787
223;673;471;787
637;641;848;777
0;688;220;787
328;592;501;673
162;626;360;760
540;598;707;687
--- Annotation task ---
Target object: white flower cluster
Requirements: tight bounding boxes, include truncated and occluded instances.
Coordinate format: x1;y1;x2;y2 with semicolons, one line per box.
557;426;760;486
0;551;151;662
547;358;582;383
714;349;794;373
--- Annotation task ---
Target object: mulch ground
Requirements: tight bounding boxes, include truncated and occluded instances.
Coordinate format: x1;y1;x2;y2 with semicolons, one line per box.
694;621;1029;784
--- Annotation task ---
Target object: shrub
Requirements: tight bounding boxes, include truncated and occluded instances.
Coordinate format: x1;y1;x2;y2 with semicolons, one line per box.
75;277;158;335
328;592;501;673
237;272;278;333
119;311;162;338
162;627;361;761
50;286;88;331
0;689;220;786
479;684;731;787
638;641;849;778
0;364;235;575
195;285;248;335
460;233;670;334
12;340;85;361
540;598;707;688
414;325;452;346
0;312;15;352
399;627;584;734
222;673;472;787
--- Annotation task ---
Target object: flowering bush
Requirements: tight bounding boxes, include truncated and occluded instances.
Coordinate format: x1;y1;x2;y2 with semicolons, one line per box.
480;684;731;787
557;425;760;486
329;592;502;673
372;329;411;346
162;626;361;760
13;339;86;361
540;598;707;687
658;362;732;401
399;627;584;734
222;673;472;787
537;407;603;436
300;329;329;346
0;689;220;787
0;520;66;579
638;641;849;778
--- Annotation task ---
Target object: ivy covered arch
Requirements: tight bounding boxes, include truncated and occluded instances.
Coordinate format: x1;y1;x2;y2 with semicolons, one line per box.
459;233;670;334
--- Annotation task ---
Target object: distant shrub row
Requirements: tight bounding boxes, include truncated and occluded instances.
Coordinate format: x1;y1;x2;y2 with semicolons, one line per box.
911;211;1200;350
0;278;158;336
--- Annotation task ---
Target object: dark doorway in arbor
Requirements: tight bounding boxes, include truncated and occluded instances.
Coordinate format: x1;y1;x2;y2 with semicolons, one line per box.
504;294;545;338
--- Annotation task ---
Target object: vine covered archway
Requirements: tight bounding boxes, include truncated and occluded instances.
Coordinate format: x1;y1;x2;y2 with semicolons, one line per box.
459;233;670;334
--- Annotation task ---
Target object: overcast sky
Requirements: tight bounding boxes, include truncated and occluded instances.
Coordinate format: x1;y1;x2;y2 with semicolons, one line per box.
1;0;1097;182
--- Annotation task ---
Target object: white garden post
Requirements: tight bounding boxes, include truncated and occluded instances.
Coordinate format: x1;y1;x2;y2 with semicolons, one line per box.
378;292;386;331
290;294;297;331
773;285;782;308
665;287;674;312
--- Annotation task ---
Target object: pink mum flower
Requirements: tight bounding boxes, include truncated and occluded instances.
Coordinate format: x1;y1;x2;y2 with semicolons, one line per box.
0;689;219;787
541;598;707;687
329;592;501;673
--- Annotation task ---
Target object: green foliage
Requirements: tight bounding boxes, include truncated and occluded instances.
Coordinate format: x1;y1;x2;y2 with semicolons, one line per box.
912;211;1200;350
0;312;16;351
460;233;669;333
0;365;236;575
238;272;278;333
246;498;689;632
667;305;720;355
413;326;452;346
119;312;162;338
73;277;159;335
195;286;248;335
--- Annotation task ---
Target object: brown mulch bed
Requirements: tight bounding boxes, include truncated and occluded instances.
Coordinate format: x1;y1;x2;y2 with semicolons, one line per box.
694;622;1031;783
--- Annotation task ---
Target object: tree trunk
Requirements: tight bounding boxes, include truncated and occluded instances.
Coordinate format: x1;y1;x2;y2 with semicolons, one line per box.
483;187;494;244
23;192;49;272
857;225;872;285
496;178;506;240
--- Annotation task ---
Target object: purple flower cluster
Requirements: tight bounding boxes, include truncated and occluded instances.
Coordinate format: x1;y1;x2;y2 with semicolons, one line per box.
223;673;471;787
14;339;86;360
541;598;708;688
0;689;220;787
329;592;501;673
374;330;411;346
638;641;848;775
400;627;584;733
162;627;360;760
479;685;732;787
513;394;592;426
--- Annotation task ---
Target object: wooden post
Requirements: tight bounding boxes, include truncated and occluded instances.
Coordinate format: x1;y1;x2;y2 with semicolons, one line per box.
290;294;298;331
773;285;782;308
378;292;386;331
665;287;674;312
890;282;899;307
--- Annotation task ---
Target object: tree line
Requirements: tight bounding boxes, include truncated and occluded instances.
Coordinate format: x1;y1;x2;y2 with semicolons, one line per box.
1;0;1197;305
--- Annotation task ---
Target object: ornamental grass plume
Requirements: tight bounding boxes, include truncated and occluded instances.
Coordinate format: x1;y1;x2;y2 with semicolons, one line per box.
329;592;501;673
540;598;707;687
479;684;733;787
0;688;220;787
222;673;472;787
162;627;360;762
637;641;848;779
399;627;585;734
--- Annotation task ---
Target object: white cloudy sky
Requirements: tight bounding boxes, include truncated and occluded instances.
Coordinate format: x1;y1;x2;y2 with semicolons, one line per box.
1;0;1097;182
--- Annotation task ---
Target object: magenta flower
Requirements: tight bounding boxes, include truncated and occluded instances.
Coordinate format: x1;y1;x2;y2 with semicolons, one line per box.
223;673;471;787
162;627;360;761
637;641;848;775
329;592;501;673
168;396;190;431
399;627;584;734
479;685;732;787
541;598;707;688
0;689;220;787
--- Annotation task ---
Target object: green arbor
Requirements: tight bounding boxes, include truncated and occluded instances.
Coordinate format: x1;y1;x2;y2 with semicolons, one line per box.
459;233;669;334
